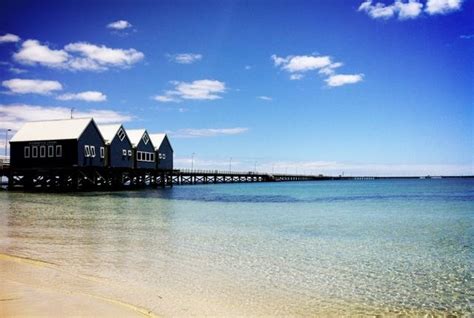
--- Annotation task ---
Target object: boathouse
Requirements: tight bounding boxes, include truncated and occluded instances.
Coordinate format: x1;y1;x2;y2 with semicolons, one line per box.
150;133;173;171
9;118;105;168
126;129;155;169
97;124;134;168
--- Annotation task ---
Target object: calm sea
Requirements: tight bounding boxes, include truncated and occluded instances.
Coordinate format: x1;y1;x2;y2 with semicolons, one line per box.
0;179;472;316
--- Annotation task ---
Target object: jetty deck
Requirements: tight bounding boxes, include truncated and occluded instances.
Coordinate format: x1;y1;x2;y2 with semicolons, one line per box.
1;161;471;192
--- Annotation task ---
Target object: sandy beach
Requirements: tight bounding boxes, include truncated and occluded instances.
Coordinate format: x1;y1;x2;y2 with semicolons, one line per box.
0;253;156;317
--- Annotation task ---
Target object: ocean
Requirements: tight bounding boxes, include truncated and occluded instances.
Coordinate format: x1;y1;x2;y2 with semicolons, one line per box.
0;179;472;316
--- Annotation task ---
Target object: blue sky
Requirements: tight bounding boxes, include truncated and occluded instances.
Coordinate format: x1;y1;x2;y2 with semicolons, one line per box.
0;0;472;175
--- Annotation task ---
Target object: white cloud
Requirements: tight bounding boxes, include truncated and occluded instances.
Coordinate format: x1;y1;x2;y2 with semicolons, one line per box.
358;0;397;19
64;42;144;70
56;91;107;102
325;74;364;87
0;33;20;43
272;54;362;87
13;40;69;67
290;74;304;80
2;78;62;95
107;20;132;30
13;39;144;71
257;96;272;101
168;127;249;138
169;53;202;64
153;95;180;103
359;0;461;19
272;54;332;73
154;79;226;102
0;104;132;130
396;0;424;19
319;62;343;76
459;34;474;39
245;65;252;70
425;0;462;14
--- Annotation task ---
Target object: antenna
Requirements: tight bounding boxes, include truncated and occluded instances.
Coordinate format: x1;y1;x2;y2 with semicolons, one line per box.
70;108;75;119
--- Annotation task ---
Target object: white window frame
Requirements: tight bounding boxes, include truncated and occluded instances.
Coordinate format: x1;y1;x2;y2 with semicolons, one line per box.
55;145;62;157
39;146;46;158
90;146;96;158
47;145;54;158
162;153;166;160
84;145;91;157
32;146;38;158
117;128;126;141
122;149;127;156
100;147;105;159
24;146;30;158
137;151;142;161
151;153;155;162
128;150;132;157
142;133;149;145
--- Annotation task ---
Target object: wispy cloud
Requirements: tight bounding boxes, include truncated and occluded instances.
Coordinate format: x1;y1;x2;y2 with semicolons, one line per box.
325;74;364;87
272;54;363;87
2;78;62;95
168;127;249;138
56;91;107;102
13;39;144;71
9;67;27;74
257;96;272;101
0;104;133;130
107;20;132;30
0;33;20;43
459;34;474;39
153;79;226;102
358;0;462;20
168;53;202;64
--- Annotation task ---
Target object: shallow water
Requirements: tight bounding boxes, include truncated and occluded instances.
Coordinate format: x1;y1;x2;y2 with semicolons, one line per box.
0;179;472;316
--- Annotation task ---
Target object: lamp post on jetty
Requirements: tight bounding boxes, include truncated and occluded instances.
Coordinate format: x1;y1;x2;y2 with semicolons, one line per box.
229;157;232;172
191;152;195;171
254;161;257;173
4;129;11;157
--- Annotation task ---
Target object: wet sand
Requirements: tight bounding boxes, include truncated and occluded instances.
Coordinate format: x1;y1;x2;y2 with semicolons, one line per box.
0;253;157;317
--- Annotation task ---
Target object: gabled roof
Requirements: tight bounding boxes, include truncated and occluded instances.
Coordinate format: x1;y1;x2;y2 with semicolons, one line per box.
126;129;153;148
149;133;173;152
10;118;99;142
97;124;122;144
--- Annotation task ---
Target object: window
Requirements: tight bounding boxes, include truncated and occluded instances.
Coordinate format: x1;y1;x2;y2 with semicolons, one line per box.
122;149;127;156
117;128;126;141
24;146;30;158
162;153;166;160
142;133;149;145
151;153;155;162
55;145;62;157
39;146;46;158
90;146;96;157
32;146;38;158
137;151;142;161
100;147;105;159
48;145;54;158
84;145;91;157
128;150;132;156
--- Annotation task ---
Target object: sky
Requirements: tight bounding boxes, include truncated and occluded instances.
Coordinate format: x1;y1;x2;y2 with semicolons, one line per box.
0;0;472;176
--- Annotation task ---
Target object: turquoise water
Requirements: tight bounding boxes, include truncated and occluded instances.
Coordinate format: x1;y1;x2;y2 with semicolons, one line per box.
0;179;472;316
